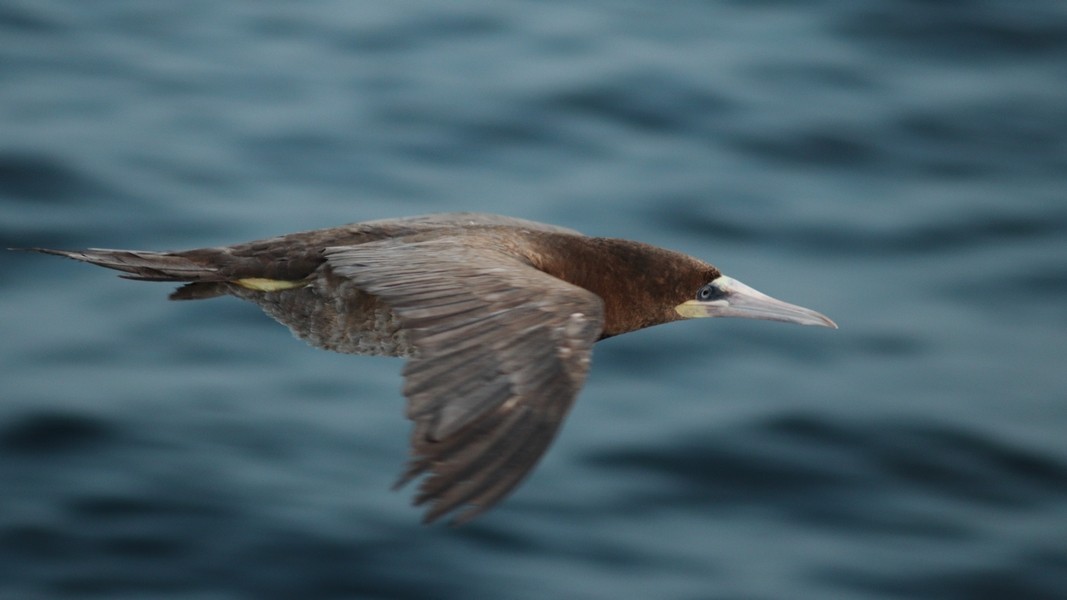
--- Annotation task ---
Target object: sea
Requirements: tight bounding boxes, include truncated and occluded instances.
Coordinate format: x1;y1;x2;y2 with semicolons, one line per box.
2;2;1066;599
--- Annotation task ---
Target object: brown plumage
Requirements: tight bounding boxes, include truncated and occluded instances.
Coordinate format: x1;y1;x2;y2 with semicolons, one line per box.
26;212;836;524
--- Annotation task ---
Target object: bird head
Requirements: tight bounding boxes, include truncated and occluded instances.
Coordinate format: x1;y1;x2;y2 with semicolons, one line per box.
675;276;837;328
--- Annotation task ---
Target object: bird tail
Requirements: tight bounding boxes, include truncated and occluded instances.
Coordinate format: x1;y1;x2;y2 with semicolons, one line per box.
21;247;307;301
24;248;219;282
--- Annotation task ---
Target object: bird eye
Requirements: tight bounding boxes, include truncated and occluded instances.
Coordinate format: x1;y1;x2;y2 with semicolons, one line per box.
697;284;723;301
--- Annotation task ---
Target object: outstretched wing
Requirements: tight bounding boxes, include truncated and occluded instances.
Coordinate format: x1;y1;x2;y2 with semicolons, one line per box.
326;237;604;524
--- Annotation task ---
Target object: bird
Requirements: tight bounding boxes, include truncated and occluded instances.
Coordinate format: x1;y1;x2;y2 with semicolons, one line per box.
26;212;836;524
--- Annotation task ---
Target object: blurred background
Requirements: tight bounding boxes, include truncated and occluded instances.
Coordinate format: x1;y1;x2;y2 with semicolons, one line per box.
2;1;1066;598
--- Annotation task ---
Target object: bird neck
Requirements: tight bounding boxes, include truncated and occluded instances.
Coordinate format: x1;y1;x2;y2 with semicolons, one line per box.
526;234;714;338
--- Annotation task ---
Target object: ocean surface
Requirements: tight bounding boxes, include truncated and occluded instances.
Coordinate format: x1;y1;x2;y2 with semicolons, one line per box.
2;1;1067;598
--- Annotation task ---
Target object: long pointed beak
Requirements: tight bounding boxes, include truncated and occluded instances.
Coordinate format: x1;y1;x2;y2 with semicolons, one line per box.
676;276;837;328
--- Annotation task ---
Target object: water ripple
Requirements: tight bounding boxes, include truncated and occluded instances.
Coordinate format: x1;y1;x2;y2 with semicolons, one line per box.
0;411;117;455
585;412;1067;517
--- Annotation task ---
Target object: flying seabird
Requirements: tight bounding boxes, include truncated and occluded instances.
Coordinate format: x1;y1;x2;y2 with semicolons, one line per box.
27;212;836;524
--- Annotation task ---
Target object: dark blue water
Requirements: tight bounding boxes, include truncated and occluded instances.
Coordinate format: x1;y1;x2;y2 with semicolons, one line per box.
3;2;1067;598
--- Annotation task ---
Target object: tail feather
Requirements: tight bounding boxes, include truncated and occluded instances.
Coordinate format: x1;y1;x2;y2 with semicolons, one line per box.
25;248;220;282
169;282;228;300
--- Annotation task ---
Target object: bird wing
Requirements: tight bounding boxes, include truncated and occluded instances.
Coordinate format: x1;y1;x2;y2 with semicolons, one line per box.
355;211;584;236
325;238;604;524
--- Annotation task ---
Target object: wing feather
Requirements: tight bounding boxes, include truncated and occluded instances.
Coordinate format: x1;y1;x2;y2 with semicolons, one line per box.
325;238;603;523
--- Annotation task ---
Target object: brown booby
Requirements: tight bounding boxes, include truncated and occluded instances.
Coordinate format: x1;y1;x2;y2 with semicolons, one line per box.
27;212;836;524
